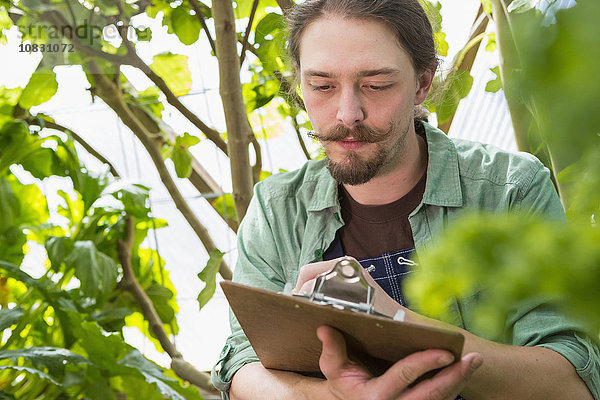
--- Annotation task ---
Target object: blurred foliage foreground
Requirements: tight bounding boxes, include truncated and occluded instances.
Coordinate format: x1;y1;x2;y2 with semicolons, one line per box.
406;1;600;341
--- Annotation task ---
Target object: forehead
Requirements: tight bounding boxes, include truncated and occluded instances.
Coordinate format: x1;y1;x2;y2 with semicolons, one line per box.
298;15;415;77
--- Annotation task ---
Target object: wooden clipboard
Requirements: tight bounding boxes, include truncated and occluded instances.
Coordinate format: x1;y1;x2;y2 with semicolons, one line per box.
221;281;464;376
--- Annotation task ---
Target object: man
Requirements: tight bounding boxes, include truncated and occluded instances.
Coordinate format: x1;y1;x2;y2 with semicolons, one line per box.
212;0;600;399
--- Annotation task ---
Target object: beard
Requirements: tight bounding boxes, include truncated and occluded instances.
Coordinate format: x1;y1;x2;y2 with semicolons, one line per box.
311;121;409;186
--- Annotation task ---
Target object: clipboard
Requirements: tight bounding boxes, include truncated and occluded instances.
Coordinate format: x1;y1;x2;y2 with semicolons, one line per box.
221;277;464;376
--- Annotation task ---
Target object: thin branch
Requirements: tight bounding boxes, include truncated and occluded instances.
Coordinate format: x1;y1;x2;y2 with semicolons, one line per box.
132;58;229;154
64;0;77;27
438;4;488;133
27;117;121;178
189;0;217;56
117;216;215;392
90;60;233;280
292;114;311;160
249;134;262;183
239;0;259;68
42;11;130;65
44;7;228;155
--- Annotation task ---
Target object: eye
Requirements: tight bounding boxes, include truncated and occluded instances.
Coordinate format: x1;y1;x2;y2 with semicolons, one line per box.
364;84;392;91
312;85;334;92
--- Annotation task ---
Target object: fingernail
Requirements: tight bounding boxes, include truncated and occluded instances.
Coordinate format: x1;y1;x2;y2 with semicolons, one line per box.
438;354;454;366
469;355;483;370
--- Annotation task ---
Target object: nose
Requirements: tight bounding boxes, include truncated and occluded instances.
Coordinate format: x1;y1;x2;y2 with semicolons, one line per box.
336;87;365;128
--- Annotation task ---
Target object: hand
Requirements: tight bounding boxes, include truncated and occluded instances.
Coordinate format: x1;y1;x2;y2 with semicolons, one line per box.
294;257;411;320
317;325;483;400
293;256;350;295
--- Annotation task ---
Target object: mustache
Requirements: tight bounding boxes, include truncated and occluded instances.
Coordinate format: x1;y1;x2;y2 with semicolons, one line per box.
308;124;387;143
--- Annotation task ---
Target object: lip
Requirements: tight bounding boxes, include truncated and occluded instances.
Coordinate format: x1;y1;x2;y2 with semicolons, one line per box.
336;138;366;150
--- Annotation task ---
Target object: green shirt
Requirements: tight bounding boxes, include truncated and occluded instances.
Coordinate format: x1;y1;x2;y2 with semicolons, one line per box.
212;124;600;398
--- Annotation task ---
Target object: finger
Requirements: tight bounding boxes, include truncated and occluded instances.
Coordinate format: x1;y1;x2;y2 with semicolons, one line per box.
293;257;348;293
299;279;316;295
317;325;355;379
372;349;456;399
401;352;483;400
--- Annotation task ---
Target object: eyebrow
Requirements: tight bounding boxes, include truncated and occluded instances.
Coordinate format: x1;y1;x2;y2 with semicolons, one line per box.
303;68;400;78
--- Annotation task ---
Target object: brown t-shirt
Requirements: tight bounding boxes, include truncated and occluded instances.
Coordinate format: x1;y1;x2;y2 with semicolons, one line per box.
338;171;427;259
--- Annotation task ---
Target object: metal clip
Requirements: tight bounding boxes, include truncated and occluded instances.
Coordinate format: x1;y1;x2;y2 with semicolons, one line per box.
307;257;376;314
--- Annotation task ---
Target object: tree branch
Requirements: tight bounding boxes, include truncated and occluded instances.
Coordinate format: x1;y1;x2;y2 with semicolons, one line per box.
188;0;217;56
26;116;121;178
438;5;488;134
292;114;311;160
239;0;259;68
213;1;255;220
117;216;215;392
42;11;131;66
44;6;229;155
90;60;233;280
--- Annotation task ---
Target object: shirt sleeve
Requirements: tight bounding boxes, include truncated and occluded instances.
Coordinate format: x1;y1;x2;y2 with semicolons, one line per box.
507;301;600;399
211;182;287;399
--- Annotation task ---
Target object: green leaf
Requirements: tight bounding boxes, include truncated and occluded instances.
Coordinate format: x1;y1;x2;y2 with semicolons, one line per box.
78;171;111;215
118;349;173;382
170;6;202;45
118;350;186;400
0;390;16;400
507;0;540;14
18;68;59;109
64;241;118;300
171;145;193;178
45;236;73;270
485;66;502;93
91;306;132;332
0;307;24;330
175;132;200;148
150;53;192;96
197;249;225;310
485;33;496;52
110;182;150;218
57;190;84;225
213;193;237;221
146;284;176;325
254;13;284;45
435;31;449;57
0;347;90;377
169;133;200;178
135;27;152;41
0;178;19;232
0;365;58;386
434;70;473;124
8;177;50;226
69;317;126;370
480;0;492;14
0;86;22;117
0;121;51;177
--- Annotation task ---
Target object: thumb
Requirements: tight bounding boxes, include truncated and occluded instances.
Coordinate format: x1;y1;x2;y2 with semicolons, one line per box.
317;326;352;378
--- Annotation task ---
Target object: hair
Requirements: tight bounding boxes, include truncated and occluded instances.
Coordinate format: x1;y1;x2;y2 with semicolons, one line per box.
286;0;439;76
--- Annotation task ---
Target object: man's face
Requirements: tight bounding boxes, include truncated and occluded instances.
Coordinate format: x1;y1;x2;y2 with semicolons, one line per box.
298;15;431;185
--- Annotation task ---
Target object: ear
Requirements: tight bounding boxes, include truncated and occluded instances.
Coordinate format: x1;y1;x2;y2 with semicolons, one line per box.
414;69;434;105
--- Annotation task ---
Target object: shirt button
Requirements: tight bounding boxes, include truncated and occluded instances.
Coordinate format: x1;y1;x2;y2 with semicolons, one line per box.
314;249;323;258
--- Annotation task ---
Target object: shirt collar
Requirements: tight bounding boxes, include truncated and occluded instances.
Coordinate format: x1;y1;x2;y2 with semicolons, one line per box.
421;123;463;207
306;122;463;212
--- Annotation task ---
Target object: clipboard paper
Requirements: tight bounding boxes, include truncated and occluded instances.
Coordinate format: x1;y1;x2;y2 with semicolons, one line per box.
221;281;464;376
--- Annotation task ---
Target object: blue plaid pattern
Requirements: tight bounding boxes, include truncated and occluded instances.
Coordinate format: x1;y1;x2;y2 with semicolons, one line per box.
357;248;416;307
